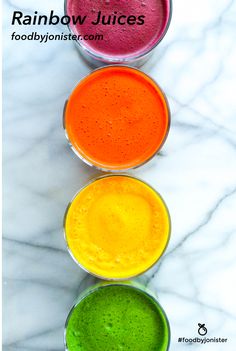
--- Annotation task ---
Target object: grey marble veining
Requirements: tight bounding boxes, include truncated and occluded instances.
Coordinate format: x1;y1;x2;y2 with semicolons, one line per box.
3;0;236;350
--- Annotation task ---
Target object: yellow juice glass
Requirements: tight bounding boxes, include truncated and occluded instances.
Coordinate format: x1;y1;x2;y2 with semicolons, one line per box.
64;175;171;279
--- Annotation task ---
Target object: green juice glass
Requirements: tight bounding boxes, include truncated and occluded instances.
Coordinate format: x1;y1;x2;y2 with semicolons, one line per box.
64;281;170;351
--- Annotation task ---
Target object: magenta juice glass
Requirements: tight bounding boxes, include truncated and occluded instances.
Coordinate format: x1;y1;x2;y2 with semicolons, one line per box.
65;0;172;66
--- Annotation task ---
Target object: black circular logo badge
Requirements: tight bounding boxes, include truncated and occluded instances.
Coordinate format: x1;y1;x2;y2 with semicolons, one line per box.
198;323;207;336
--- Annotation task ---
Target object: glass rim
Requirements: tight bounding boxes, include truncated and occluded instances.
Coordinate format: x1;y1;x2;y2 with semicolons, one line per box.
64;282;171;351
63;64;171;172
63;173;172;281
64;0;173;63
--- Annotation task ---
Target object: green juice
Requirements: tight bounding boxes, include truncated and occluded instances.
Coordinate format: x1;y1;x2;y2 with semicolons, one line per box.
65;285;170;351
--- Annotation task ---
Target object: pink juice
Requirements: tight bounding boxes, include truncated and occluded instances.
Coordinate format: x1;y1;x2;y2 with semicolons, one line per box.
66;0;171;59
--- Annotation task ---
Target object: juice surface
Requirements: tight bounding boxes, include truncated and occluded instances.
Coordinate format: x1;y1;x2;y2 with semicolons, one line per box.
67;0;170;58
65;66;170;170
65;285;170;351
65;176;170;279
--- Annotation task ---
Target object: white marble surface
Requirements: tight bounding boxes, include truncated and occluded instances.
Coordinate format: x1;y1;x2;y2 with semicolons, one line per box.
3;0;236;350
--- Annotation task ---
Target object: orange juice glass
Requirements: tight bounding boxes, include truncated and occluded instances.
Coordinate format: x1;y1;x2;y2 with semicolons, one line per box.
64;66;170;171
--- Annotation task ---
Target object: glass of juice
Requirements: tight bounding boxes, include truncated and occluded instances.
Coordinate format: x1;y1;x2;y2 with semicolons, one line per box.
64;66;170;171
64;282;171;351
65;0;172;66
64;174;171;280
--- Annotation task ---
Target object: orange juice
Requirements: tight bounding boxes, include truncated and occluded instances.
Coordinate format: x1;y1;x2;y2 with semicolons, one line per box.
64;66;170;170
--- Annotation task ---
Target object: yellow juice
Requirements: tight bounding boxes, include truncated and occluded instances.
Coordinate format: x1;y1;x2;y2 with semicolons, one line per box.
64;175;170;279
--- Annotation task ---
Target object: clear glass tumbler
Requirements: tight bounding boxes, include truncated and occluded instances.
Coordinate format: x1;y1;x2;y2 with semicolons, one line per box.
63;65;171;172
64;281;171;350
64;0;172;67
